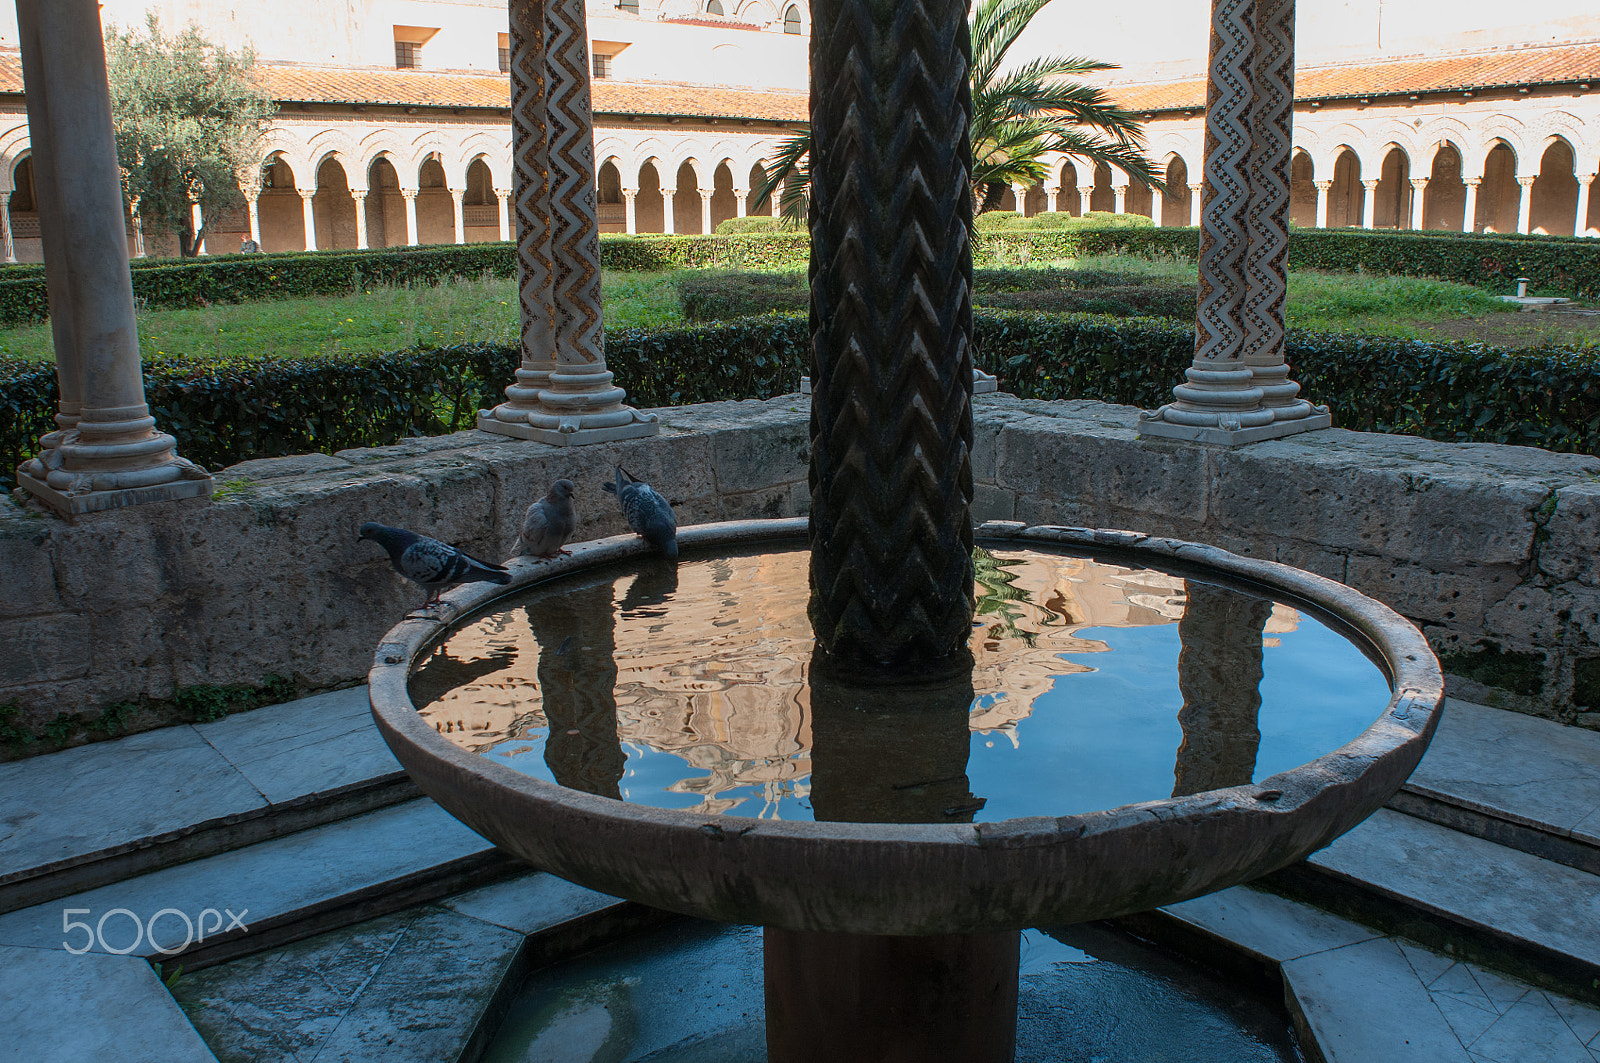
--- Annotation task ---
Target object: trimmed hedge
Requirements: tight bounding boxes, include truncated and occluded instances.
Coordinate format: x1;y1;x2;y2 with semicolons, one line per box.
8;312;1600;495
2;225;1592;327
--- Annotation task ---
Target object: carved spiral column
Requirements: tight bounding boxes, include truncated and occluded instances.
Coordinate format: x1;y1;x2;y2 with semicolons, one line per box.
1140;0;1328;444
1171;581;1272;797
478;0;657;445
806;0;977;672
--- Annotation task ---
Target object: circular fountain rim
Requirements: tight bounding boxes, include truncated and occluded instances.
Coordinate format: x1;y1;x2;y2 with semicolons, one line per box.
368;518;1445;935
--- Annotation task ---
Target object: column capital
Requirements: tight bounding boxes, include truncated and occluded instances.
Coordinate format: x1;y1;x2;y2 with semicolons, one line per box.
297;188;316;200
698;189;714;199
400;188;419;200
620;187;638;198
1188;183;1203;193
494;187;511;199
1112;183;1129;193
1464;176;1483;187
351;188;369;199
450;188;466;200
1516;175;1537;188
1580;173;1598;187
1077;186;1095;195
1313;179;1333;191
1045;185;1060;195
1409;178;1429;190
1360;179;1380;191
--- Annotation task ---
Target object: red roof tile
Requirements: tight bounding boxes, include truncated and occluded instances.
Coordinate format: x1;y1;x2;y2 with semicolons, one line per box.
1103;40;1600;113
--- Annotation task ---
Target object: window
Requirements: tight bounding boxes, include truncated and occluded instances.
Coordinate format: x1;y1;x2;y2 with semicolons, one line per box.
783;5;801;33
706;0;724;12
592;52;613;78
498;33;510;73
395;40;420;68
616;0;639;12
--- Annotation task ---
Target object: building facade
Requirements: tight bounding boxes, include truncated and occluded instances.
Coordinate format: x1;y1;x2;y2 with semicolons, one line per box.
0;0;1594;263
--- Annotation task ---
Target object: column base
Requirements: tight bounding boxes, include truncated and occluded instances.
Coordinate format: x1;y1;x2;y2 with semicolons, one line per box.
801;369;997;395
1137;405;1332;446
475;408;660;447
17;468;213;516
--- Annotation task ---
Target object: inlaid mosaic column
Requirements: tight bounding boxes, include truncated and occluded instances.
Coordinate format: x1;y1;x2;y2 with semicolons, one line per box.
478;0;657;445
14;0;211;514
1139;0;1328;444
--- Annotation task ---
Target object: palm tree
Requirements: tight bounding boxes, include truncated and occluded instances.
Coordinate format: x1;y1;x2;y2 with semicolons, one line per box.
753;0;1163;220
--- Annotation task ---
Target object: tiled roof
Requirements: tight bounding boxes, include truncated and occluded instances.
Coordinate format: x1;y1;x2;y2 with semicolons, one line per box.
0;52;20;93
260;64;807;121
1103;40;1600;114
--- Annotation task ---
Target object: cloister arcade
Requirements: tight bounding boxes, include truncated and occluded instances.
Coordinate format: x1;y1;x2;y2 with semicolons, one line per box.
0;99;1594;262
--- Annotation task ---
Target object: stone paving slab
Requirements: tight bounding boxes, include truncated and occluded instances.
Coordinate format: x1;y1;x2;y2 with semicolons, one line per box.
1;942;219;1063
1160;884;1383;965
1404;699;1600;848
441;868;622;935
193;685;401;805
0;799;500;962
1309;809;1600;979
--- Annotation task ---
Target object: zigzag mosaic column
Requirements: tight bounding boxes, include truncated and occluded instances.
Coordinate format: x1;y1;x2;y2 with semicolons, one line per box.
1139;0;1328;444
804;0;977;673
479;0;657;445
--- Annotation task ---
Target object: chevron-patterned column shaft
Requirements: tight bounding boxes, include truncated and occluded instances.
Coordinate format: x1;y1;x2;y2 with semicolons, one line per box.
486;0;556;423
1162;0;1271;429
806;0;977;670
1240;0;1313;419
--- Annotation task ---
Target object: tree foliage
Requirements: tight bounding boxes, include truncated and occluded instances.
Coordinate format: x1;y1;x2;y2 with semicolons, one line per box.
105;17;275;257
754;0;1161;219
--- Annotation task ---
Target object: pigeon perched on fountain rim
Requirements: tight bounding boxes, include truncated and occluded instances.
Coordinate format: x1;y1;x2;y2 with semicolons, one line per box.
603;465;678;560
517;478;578;558
358;523;511;604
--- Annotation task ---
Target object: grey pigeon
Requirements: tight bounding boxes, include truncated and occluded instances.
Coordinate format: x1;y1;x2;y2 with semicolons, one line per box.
517;478;578;558
358;523;511;605
603;465;678;560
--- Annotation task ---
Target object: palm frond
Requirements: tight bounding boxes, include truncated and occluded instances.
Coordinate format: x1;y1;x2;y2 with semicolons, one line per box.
752;131;810;225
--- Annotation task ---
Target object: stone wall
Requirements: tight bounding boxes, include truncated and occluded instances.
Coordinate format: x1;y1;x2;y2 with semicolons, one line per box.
5;393;1598;755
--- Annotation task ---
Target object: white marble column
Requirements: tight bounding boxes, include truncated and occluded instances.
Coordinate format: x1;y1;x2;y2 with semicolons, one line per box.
1314;179;1331;228
132;212;145;257
402;189;419;245
1189;184;1203;226
496;189;512;241
1516;175;1536;234
1361;179;1378;228
299;189;317;251
13;0;210;514
664;188;677;234
621;189;637;233
1113;184;1127;213
1462;178;1480;232
1045;186;1059;213
1148;182;1162;222
247;192;262;245
451;188;466;244
189;200;206;254
352;190;369;249
1409;178;1428;230
699;189;713;235
1579;174;1596;236
1;191;16;262
1011;182;1029;216
1078;185;1093;215
770;193;781;218
735;188;749;217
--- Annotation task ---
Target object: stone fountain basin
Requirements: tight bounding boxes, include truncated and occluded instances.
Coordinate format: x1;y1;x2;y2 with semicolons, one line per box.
368;518;1444;936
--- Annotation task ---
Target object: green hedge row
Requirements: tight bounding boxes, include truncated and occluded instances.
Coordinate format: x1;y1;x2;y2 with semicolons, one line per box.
8;312;1599;494
2;225;1591;326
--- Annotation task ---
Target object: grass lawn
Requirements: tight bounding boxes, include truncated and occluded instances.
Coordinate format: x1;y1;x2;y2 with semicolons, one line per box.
0;256;1592;363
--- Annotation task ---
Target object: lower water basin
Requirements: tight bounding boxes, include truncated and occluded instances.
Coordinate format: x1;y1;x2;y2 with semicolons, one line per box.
410;544;1391;824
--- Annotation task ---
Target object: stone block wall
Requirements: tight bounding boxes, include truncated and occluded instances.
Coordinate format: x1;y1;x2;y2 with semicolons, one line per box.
4;391;1598;756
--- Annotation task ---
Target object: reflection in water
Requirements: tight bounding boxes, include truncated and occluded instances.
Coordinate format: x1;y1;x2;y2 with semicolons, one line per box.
528;581;625;800
1171;581;1273;798
809;648;982;824
413;548;1389;822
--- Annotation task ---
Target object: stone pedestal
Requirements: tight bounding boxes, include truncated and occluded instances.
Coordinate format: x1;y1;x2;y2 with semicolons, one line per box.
13;0;211;514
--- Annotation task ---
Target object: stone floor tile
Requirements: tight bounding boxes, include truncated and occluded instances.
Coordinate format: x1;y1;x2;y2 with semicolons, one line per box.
1160;884;1382;964
0;725;265;885
1283;937;1473;1061
0;799;493;957
1466;964;1532;1014
1548;992;1600;1045
1467;992;1594;1063
1433;990;1502;1047
1398;939;1457;986
1311;810;1600;972
441;870;622;935
194;685;400;804
3;942;218;1063
1428;963;1497;1013
1405;700;1600;839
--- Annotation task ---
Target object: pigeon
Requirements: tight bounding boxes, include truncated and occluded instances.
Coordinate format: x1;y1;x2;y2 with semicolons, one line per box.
517;478;578;558
603;465;678;560
358;523;512;605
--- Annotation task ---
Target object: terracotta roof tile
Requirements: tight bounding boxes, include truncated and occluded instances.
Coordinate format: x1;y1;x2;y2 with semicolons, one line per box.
0;52;21;94
1103;41;1600;113
257;64;806;121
